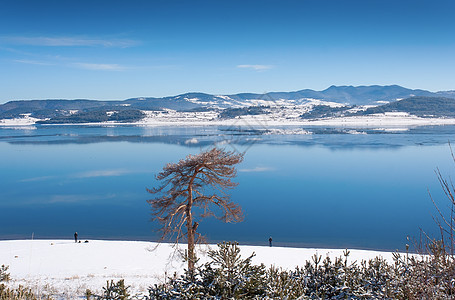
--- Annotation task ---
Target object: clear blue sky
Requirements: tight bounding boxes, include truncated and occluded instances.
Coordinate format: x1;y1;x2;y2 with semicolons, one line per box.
1;0;454;103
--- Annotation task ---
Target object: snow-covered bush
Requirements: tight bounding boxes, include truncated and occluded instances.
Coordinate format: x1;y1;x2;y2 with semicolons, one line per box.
147;242;267;299
0;265;9;282
207;241;267;298
146;242;455;299
0;284;51;300
393;240;455;298
0;264;55;299
85;279;131;300
101;279;131;300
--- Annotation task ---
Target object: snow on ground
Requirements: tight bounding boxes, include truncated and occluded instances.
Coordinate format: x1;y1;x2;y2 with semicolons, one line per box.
3;110;455;128
111;111;455;127
0;114;41;126
299;98;346;108
1;239;401;298
132;113;455;127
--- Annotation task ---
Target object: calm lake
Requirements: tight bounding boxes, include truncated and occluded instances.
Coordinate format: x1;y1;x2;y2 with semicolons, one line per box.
1;124;455;251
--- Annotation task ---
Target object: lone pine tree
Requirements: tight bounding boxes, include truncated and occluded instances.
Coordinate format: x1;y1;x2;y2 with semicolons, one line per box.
147;147;244;274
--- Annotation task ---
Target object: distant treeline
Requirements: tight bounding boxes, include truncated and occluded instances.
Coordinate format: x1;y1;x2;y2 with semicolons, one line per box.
299;97;455;120
300;105;352;119
37;109;145;124
219;106;270;119
355;96;455;118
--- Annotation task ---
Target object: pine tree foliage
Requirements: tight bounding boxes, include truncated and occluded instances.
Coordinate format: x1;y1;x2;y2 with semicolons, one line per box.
207;242;266;298
99;279;131;300
84;280;131;300
146;242;266;300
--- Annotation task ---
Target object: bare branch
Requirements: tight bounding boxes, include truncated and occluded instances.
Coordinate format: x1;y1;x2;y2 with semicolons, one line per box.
146;147;244;274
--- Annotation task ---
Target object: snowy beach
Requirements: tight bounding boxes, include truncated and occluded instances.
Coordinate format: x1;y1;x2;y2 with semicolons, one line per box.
1;239;400;297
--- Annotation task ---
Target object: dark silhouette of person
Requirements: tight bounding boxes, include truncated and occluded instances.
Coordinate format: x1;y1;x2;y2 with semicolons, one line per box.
74;232;78;243
269;236;272;247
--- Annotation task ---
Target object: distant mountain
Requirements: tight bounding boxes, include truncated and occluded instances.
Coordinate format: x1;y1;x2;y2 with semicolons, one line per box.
1;85;454;121
436;90;455;98
309;85;435;104
123;93;215;111
0;99;115;119
227;85;437;105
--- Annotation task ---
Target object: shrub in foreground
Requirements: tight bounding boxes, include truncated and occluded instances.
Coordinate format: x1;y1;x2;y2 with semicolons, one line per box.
0;283;53;300
146;241;455;299
0;265;9;283
85;279;131;299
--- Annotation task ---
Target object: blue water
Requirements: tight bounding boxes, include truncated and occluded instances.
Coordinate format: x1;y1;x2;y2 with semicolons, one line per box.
1;124;455;251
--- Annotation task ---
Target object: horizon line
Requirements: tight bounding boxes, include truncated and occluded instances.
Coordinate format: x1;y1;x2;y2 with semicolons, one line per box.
2;84;453;103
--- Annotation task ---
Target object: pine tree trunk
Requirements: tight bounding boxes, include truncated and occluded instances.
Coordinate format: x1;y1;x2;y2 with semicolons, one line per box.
187;215;195;275
187;186;195;276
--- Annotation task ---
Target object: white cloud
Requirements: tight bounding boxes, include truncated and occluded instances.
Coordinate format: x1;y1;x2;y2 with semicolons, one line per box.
13;59;53;66
20;169;145;183
46;194;117;204
1;36;139;48
72;63;127;71
73;169;131;178
19;175;55;182
237;64;273;71
13;58;128;71
239;166;274;173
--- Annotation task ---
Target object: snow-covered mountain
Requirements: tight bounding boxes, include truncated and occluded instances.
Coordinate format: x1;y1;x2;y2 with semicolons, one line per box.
0;85;454;124
121;85;439;109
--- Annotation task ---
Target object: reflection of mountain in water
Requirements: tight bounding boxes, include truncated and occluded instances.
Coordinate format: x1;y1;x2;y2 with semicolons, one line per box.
1;125;455;150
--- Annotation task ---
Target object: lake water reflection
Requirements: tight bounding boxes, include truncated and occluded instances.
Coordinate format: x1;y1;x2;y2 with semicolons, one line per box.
1;124;455;251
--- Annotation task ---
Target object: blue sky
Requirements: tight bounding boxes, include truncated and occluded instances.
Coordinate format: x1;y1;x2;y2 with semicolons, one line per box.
0;0;454;103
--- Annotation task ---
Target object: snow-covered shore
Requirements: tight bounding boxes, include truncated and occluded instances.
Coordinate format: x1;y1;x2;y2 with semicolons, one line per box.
1;239;401;297
2;112;455;128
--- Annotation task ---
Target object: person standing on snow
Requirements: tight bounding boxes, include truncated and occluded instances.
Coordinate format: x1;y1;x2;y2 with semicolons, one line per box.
74;232;78;243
